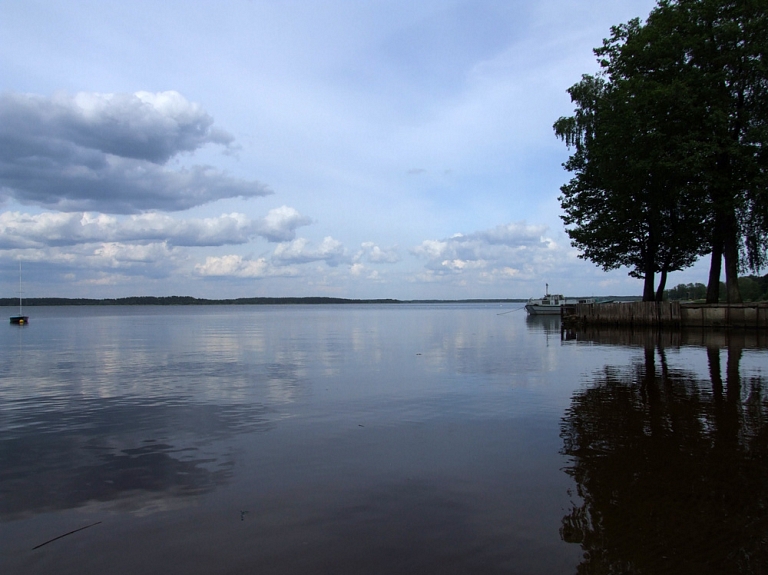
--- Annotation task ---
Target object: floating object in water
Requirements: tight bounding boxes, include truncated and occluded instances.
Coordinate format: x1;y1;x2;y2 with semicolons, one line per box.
32;521;102;550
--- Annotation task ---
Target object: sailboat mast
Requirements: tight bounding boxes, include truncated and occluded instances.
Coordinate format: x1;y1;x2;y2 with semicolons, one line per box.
9;261;28;325
18;261;22;316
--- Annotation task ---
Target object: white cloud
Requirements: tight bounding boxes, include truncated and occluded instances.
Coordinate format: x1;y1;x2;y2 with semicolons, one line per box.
3;241;184;282
93;242;173;265
348;262;383;281
0;91;270;213
194;254;297;278
411;239;448;260
255;206;313;242
476;222;550;246
0;208;311;248
441;259;487;271
355;241;400;264
272;236;347;267
412;221;558;280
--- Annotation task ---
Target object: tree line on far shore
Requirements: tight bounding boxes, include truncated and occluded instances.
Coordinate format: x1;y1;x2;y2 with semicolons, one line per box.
665;274;768;301
0;296;523;307
555;0;768;303
0;296;400;307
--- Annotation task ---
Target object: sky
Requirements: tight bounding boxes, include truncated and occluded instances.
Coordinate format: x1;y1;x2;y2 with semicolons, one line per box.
0;0;711;300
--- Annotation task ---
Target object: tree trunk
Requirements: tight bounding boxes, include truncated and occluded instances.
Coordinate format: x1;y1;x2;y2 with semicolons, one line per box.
642;270;656;302
722;208;742;303
706;232;723;304
724;245;742;303
655;268;668;302
642;249;656;301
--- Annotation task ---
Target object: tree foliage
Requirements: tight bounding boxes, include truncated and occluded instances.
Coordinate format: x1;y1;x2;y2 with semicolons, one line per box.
555;18;708;301
663;275;768;301
663;0;768;302
555;0;768;302
664;282;709;301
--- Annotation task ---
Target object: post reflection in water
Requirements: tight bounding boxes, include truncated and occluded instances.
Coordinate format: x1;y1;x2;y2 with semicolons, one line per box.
560;328;768;574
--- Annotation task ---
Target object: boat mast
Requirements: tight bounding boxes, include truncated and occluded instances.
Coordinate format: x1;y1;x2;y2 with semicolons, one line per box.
18;261;23;316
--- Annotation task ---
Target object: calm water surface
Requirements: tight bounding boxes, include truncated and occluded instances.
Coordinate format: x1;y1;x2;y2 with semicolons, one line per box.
1;304;766;574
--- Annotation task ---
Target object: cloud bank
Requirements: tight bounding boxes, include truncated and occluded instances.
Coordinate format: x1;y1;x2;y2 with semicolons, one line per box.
412;222;558;281
0;207;311;249
273;236;347;267
194;255;298;279
0;91;271;213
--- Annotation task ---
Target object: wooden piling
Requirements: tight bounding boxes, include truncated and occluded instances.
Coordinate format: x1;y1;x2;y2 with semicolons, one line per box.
562;301;768;329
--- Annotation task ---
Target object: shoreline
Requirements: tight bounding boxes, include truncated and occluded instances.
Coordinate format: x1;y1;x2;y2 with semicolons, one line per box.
1;296;529;306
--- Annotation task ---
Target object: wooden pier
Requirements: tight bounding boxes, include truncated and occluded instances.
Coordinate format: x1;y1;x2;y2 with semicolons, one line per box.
562;301;768;329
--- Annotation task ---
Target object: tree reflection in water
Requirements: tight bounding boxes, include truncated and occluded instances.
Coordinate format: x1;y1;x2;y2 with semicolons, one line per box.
560;331;768;574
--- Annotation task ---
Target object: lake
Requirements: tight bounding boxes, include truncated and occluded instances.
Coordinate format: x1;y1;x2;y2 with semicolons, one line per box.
1;304;767;574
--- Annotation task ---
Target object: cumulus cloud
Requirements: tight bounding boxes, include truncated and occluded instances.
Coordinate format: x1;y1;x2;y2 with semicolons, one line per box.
194;236;350;281
0;91;270;213
411;239;448;260
254;206;313;242
93;242;173;265
355;241;400;264
272;236;347;267
0;206;311;248
412;221;557;279
349;262;382;281
9;241;183;280
3;91;234;163
194;255;297;278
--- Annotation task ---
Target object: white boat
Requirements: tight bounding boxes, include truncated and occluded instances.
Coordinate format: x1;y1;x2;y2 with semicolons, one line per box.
525;285;594;315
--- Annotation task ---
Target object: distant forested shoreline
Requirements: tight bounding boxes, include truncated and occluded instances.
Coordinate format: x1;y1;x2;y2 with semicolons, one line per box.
0;296;527;306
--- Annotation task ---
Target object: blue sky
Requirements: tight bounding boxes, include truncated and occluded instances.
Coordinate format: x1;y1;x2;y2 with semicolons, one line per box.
1;0;709;300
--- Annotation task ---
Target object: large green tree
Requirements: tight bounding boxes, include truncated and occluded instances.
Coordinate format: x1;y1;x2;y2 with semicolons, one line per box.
555;19;708;302
647;0;768;302
556;0;768;303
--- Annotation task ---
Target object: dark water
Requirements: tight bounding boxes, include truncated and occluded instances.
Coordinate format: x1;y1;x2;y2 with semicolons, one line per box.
0;305;766;574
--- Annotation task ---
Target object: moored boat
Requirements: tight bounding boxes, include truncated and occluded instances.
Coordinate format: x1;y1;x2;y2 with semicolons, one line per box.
9;262;28;325
525;284;594;315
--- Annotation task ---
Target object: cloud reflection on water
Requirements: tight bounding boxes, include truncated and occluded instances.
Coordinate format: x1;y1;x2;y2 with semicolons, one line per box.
0;397;274;520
